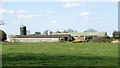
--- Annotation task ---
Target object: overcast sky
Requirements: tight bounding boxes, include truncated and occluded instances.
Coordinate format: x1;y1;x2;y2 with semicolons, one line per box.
0;1;118;37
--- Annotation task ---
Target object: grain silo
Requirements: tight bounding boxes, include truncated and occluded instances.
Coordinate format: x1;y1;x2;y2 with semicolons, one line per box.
20;25;26;35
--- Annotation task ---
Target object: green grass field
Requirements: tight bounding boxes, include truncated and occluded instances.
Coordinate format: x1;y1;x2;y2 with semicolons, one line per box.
2;43;118;66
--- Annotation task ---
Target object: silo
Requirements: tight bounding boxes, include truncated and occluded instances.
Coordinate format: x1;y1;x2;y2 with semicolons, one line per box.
20;25;26;35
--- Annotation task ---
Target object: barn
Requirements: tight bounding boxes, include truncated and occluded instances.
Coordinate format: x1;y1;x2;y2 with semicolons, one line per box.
10;34;71;43
52;32;107;41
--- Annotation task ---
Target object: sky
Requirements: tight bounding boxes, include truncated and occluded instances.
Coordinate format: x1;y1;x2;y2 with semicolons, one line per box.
0;1;118;37
0;0;119;2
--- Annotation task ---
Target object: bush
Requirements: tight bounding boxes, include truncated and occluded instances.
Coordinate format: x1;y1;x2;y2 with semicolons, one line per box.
89;37;111;43
0;30;7;41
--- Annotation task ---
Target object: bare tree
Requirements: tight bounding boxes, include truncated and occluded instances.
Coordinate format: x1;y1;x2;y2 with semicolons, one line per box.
27;30;31;35
56;31;61;33
43;30;49;35
75;30;77;32
0;20;5;25
84;29;97;32
63;30;68;33
67;29;74;33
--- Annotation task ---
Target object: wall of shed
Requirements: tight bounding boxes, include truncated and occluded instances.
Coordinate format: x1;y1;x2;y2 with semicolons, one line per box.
10;38;60;43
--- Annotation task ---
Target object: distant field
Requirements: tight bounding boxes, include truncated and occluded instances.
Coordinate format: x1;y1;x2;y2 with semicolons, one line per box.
2;43;118;66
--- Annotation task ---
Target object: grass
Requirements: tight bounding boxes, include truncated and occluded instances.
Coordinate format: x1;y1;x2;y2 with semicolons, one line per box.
2;43;118;66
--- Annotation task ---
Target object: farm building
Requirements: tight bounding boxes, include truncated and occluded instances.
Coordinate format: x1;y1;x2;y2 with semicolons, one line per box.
10;34;71;43
52;32;107;41
10;25;107;43
10;25;72;43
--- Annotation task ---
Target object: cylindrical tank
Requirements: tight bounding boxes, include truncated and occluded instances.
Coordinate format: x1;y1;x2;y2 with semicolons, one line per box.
20;25;26;35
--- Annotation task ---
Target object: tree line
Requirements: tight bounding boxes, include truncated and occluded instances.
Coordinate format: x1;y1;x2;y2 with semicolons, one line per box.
29;29;78;35
1;29;120;41
31;28;97;35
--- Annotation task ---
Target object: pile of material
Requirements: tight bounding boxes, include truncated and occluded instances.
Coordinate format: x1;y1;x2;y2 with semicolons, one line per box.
111;40;120;43
13;35;19;38
72;37;87;43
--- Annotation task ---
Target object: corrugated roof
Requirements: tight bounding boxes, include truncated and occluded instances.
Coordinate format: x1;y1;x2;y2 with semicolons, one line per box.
52;32;107;36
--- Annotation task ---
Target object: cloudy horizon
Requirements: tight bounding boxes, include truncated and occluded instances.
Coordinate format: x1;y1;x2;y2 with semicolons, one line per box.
0;2;118;37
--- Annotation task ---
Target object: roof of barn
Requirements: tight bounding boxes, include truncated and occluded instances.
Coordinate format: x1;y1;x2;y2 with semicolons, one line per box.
52;32;107;36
